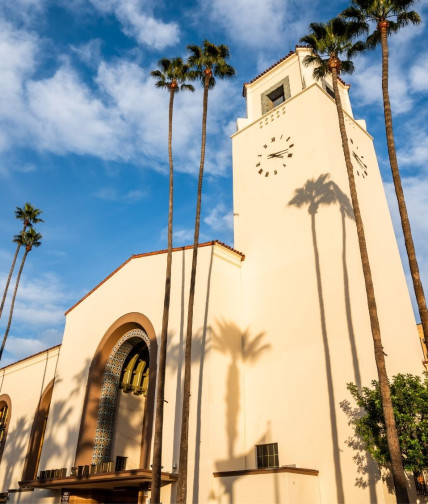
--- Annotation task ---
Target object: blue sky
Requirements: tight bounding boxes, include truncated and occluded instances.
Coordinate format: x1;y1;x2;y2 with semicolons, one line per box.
0;0;427;365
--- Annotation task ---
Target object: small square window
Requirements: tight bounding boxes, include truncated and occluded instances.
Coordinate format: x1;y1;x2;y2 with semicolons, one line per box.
115;456;127;471
267;86;285;108
256;443;279;469
261;76;291;115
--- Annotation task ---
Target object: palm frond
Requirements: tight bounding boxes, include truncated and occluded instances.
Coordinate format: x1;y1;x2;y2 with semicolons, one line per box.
396;10;421;27
186;40;235;88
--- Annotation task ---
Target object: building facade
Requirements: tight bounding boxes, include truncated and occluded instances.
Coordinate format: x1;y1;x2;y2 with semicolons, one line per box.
0;48;425;504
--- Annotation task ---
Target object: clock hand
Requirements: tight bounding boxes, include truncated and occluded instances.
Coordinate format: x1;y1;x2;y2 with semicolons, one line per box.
267;149;289;158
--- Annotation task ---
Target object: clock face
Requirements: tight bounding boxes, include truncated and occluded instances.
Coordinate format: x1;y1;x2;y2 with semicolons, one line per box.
255;133;294;177
349;138;368;178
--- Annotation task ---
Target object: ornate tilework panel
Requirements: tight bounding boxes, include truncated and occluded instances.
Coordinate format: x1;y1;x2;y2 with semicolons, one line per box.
92;328;149;464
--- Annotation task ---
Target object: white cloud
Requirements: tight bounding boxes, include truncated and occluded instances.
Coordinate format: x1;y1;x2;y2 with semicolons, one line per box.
27;65;126;158
200;0;286;48
2;337;45;361
351;58;413;115
385;177;428;319
0;271;69;327
94;187;146;202
397;129;428;169
173;228;194;246
204;202;233;233
410;52;428;92
0;22;237;176
0;0;44;25
70;39;103;68
88;0;179;50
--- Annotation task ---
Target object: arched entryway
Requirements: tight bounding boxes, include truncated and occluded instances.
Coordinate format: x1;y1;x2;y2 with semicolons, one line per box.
0;395;11;465
92;328;150;466
22;380;54;480
75;313;157;469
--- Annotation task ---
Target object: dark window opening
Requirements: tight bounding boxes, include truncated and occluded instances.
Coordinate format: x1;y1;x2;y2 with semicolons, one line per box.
325;84;335;99
115;456;128;472
267;86;285;108
256;443;279;469
119;341;150;396
261;76;291;115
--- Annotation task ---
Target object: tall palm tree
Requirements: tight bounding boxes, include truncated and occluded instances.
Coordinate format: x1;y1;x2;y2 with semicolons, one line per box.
340;0;427;350
0;203;43;322
301;18;409;503
176;40;235;504
150;57;194;504
0;228;42;361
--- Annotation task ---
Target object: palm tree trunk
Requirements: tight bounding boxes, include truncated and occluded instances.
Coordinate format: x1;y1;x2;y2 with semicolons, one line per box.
331;66;409;504
379;22;428;347
176;72;210;504
0;242;21;321
0;249;29;361
151;88;175;503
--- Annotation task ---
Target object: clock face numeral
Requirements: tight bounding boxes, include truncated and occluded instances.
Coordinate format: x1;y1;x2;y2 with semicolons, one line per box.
256;133;294;178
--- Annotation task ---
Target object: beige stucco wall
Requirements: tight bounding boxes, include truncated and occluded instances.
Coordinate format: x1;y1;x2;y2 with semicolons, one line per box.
33;243;243;504
232;71;423;503
0;346;60;502
212;470;320;504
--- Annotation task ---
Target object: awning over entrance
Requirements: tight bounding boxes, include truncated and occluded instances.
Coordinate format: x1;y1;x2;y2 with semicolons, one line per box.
19;468;177;491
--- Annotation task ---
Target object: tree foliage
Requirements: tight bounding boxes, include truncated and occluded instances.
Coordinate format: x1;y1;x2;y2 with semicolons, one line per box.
348;373;428;473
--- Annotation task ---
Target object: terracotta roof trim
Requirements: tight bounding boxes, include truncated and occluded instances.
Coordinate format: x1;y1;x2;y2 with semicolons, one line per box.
242;46;350;97
243;50;295;96
0;344;61;372
65;240;245;315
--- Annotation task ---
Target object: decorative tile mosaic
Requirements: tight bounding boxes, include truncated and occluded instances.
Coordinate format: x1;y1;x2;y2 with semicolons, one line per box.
92;328;149;464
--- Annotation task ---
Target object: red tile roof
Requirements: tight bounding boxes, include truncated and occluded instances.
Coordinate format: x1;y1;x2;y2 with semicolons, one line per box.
65;241;245;315
242;47;349;97
243;51;295;96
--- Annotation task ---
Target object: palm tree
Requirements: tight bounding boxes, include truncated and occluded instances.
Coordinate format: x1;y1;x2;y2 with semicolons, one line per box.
300;18;409;503
150;57;194;504
0;203;43;322
0;229;42;361
176;40;235;504
340;1;427;351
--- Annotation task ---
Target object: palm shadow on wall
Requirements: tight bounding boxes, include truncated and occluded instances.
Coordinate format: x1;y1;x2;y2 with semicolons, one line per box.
288;173;361;503
212;321;270;504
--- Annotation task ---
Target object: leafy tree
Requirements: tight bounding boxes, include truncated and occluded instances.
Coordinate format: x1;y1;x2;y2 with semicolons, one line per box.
150;57;194;504
300;18;409;503
0;229;42;361
340;0;427;355
176;40;235;504
348;373;428;473
0;203;43;322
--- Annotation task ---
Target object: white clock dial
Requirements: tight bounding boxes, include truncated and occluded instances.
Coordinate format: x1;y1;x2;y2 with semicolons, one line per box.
255;134;294;177
349;138;368;178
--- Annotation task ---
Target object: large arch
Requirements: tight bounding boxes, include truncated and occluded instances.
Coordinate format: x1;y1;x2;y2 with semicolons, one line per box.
22;380;54;480
75;313;157;469
0;394;11;465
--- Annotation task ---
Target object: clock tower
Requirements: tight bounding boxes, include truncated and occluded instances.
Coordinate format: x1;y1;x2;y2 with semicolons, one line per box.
230;47;423;502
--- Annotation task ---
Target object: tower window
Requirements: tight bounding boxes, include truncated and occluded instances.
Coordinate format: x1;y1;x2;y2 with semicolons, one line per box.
267;86;285;108
323;80;335;99
261;76;291;115
256;443;279;469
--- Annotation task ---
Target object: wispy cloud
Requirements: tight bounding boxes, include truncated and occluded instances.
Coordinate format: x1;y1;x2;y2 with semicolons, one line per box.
204;202;233;233
88;0;179;50
94;187;146;202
